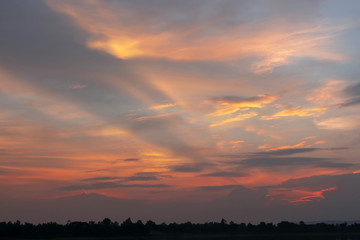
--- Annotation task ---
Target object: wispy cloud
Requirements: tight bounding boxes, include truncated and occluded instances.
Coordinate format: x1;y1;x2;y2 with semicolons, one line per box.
340;82;360;107
148;103;177;110
261;106;328;120
209;94;277;117
306;80;345;105
210;112;258;127
315;116;360;130
60;182;171;191
198;184;241;191
46;0;347;74
267;141;306;151
200;171;246;177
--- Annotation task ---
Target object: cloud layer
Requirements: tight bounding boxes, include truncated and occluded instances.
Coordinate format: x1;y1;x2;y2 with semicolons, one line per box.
1;0;360;223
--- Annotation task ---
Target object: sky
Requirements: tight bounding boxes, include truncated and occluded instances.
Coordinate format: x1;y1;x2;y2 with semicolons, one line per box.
1;0;360;224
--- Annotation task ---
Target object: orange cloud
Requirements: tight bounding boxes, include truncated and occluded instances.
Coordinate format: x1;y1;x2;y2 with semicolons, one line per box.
230;140;245;148
266;187;336;204
258;144;272;149
134;112;178;121
306;80;345;105
210;94;277;117
267;141;306;151
87;127;128;137
303;136;317;140
46;0;347;73
315;117;360;130
261;106;328;120
210;112;258;127
149;103;177;110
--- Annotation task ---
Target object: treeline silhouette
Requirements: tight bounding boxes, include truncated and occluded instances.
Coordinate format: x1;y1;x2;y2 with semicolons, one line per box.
1;218;360;238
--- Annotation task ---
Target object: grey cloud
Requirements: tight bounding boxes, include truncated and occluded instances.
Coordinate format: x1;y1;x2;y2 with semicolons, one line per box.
127;176;157;181
274;172;360;189
255;147;348;156
170;165;202;173
345;82;360;97
60;182;171;191
257;148;318;155
315;162;353;168
198;184;241;191
214;147;347;160
200;171;246;177
85;169;112;173
210;94;273;104
237;157;328;166
341;82;360;107
83;172;168;183
326;147;348;150
0;155;74;169
123;158;140;162
0;167;12;175
126;172;159;181
231;157;354;169
341;97;360;107
82;177;119;182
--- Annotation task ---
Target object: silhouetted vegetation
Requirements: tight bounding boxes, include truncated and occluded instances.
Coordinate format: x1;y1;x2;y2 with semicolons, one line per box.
1;218;360;238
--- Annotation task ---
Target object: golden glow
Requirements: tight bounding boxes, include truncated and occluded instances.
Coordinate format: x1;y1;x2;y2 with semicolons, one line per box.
267;141;306;151
261;106;328;120
87;38;143;59
88;127;128;136
210;112;258;127
134;112;178;121
46;0;347;73
266;187;337;204
149;103;177;110
258;144;272;149
210;94;277;117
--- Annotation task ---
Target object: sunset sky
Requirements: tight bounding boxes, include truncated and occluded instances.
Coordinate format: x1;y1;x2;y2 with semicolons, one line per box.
1;0;360;224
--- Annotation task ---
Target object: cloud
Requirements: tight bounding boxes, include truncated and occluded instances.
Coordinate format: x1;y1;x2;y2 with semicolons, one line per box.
200;171;246;177
266;186;337;204
126;172;159;181
210;112;258;127
340;82;360;107
306;80;345;105
60;182;171;191
127;176;157;181
258;148;318;155
261;106;328;120
69;83;88;89
123;158;141;162
198;184;241;191
148;103;177;110
266;141;306;151
170;164;203;173
232;157;353;169
0;0;359;214
315;116;360;130
46;0;346;73
133;112;178;121
83;177;119;181
223;147;348;158
209;94;277;116
265;173;360;205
